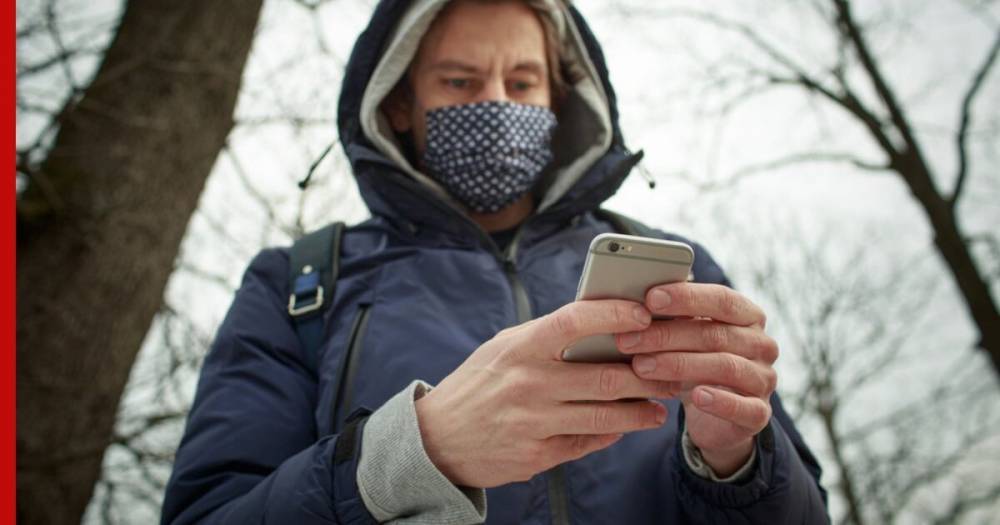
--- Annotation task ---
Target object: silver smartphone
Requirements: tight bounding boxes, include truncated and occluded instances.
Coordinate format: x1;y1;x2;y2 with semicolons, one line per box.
561;233;694;363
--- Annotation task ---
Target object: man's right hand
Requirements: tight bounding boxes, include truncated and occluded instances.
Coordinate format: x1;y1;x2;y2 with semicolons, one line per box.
414;300;678;488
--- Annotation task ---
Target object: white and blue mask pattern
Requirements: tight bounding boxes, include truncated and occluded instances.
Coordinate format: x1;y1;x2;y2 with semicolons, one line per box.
423;101;557;213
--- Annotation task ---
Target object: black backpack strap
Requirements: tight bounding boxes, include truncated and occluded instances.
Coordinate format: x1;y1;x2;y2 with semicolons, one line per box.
288;222;346;369
594;208;658;238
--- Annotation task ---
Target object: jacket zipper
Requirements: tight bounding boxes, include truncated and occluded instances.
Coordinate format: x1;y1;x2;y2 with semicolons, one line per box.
330;305;372;432
502;226;531;324
502;230;570;525
547;466;571;525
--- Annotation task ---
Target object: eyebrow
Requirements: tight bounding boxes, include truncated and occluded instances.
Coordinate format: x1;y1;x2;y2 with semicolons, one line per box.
512;60;546;75
428;59;547;75
429;60;482;74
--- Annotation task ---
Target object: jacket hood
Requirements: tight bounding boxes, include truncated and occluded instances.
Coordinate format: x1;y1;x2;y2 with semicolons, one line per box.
337;0;636;232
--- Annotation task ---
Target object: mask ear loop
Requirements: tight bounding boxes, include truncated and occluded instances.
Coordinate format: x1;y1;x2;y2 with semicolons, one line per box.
298;142;336;190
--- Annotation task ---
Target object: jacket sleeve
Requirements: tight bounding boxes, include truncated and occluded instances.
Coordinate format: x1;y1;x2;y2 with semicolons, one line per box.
672;395;829;524
160;249;377;524
669;240;830;523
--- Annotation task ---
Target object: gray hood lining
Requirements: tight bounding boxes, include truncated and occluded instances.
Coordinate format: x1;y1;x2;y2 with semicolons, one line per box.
359;0;613;214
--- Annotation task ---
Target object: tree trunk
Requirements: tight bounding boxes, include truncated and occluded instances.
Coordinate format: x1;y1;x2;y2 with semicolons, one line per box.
16;1;263;523
891;150;1000;377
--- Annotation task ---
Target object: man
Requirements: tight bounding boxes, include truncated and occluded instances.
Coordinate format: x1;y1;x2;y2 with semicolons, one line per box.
162;0;829;523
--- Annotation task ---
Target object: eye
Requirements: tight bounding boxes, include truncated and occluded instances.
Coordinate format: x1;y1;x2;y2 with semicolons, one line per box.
511;80;533;91
444;78;470;89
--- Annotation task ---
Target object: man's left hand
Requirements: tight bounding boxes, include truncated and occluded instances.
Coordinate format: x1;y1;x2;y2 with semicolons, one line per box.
615;282;779;478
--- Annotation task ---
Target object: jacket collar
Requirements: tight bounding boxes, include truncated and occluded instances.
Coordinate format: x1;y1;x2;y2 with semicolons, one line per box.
349;143;641;249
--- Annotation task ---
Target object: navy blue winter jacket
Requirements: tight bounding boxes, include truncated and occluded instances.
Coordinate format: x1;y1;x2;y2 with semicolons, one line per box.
162;1;830;523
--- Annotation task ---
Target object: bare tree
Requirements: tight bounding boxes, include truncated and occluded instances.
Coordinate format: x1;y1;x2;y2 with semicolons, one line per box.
711;211;1000;525
609;0;1000;375
73;1;372;519
15;0;264;522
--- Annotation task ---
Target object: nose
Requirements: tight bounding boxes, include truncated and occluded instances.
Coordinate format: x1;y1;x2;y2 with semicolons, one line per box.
477;76;509;103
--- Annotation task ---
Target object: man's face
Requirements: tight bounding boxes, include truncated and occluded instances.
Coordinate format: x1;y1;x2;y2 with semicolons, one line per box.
386;0;553;159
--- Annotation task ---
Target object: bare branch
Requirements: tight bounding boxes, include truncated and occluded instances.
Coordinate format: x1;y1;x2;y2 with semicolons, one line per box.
765;73;900;159
112;412;188;445
192;208;258;261
16;45;104;78
43;0;80;94
175;262;236;292
630;7;818;84
930;483;1000;525
291;0;339;8
954;0;1000;28
235;115;335;128
831;0;926;164
695;150;890;191
894;416;1000;514
221;144;303;241
625;6;904;166
951;27;1000;209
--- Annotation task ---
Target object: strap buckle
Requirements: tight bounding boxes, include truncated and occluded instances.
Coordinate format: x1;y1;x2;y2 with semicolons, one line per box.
288;268;324;316
288;286;324;316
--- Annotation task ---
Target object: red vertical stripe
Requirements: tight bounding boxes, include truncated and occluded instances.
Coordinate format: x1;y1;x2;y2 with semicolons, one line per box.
5;0;16;518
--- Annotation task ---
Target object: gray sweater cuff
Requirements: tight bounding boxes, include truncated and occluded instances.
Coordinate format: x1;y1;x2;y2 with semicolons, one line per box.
681;425;758;483
357;380;487;524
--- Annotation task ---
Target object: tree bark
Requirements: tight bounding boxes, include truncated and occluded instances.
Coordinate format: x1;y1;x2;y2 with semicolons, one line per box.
16;1;263;523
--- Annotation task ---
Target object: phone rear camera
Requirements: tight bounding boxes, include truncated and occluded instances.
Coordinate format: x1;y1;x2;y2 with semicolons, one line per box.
608;242;620;253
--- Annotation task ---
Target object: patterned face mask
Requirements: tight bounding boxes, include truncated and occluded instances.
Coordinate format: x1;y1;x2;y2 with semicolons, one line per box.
422;101;558;213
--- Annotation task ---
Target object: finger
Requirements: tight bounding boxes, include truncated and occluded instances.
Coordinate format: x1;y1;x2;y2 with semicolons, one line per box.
542;400;667;436
690;385;772;434
532;300;652;358
540;433;624;468
631;352;777;398
544;361;681;401
646;283;765;328
616;319;779;364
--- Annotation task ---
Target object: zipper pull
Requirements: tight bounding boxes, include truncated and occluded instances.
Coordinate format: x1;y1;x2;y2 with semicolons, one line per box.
636;162;656;189
625;149;655;189
298;141;336;189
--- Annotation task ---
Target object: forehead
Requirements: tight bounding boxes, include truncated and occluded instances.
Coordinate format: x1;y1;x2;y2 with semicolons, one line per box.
414;0;548;70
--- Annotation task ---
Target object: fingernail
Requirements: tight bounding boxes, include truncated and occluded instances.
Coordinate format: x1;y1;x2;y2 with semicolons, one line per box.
633;306;651;324
654;404;667;424
650;289;671;310
633;355;656;374
619;332;641;349
696;389;714;407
